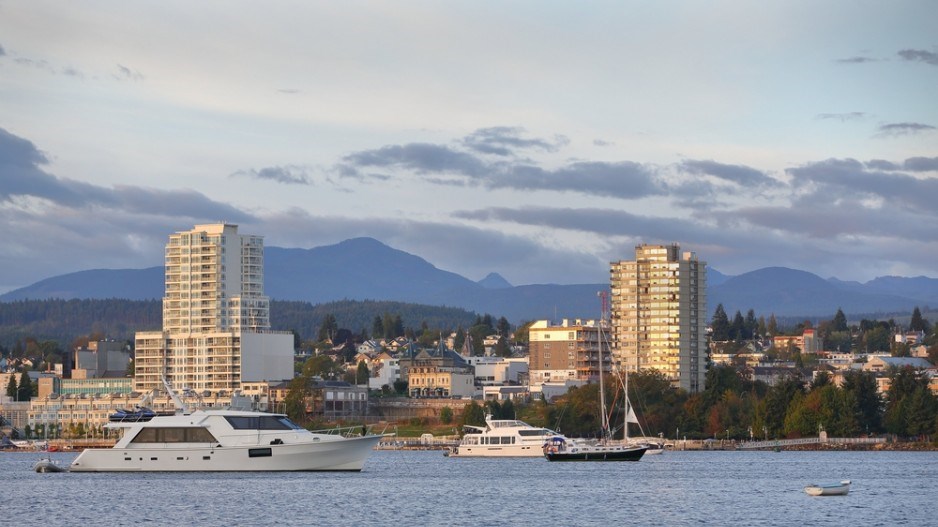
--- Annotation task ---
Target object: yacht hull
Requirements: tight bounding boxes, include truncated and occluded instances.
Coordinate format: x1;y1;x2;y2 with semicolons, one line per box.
69;435;383;472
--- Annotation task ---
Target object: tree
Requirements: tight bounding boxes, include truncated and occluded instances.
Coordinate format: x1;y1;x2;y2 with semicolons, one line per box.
440;406;453;425
711;304;730;341
5;375;17;400
372;316;384;339
17;371;33;401
832;308;848;332
745;310;758;339
767;314;778;336
730;311;746;341
317;314;338;342
910;307;930;333
355;361;370;385
840;370;882;433
460;401;486;428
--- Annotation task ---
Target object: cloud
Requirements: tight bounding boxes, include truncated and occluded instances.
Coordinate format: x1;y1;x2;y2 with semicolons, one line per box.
339;137;664;199
835;56;877;64
115;64;144;81
460;127;568;156
278;89;300;94
231;165;311;185
875;122;936;137
903;156;938;172
0;43;5;57
815;112;867;122
342;143;489;178
898;49;938;66
0;126;253;219
593;139;614;147
678;159;777;188
786;158;938;217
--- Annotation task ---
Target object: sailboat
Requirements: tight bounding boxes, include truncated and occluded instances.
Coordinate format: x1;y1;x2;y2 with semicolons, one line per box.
543;293;648;462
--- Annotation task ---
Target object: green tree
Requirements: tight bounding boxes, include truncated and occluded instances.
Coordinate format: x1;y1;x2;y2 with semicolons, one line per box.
832;308;848;332
884;366;932;436
730;311;746;341
840;370;882;433
5;375;17;400
355;361;370;385
711;304;730;341
767;314;778;336
17;371;33;401
317;314;338;342
910;307;930;333
745;310;758;340
440;406;453;425
372;316;384;339
460;401;486;429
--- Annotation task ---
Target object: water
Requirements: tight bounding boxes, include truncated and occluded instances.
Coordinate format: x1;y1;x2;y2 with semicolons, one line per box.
4;449;936;526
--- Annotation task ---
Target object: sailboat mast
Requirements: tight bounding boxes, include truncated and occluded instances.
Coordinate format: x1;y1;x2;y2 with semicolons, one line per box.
598;292;609;442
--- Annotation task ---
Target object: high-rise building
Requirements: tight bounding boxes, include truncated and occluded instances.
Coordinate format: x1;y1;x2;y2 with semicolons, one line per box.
610;244;707;392
134;224;294;394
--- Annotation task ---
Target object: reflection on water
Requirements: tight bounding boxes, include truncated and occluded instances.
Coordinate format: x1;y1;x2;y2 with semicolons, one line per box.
4;450;935;526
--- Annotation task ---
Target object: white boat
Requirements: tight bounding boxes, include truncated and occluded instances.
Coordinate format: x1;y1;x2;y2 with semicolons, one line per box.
447;414;561;457
69;377;383;472
804;480;851;496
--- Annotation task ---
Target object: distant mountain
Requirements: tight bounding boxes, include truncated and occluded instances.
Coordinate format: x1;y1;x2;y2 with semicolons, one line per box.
0;267;164;301
2;239;935;322
711;267;929;318
478;272;513;289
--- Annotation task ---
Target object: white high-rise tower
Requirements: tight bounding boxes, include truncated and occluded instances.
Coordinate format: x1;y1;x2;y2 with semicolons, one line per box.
134;224;293;393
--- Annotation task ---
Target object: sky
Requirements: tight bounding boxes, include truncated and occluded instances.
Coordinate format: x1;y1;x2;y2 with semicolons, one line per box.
1;1;936;294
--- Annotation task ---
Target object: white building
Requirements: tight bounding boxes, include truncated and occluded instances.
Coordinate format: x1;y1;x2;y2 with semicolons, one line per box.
462;356;528;386
134;224;293;394
368;352;401;390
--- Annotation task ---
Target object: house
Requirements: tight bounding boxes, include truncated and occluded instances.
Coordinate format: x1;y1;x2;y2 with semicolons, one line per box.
357;340;383;355
368;352;401;390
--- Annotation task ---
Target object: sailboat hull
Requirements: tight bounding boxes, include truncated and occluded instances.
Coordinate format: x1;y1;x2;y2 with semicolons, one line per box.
545;445;647;462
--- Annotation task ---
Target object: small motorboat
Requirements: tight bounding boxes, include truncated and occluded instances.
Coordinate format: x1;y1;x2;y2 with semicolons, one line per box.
34;456;67;473
804;480;850;496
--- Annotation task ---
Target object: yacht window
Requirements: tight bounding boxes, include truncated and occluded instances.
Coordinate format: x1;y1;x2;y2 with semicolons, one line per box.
130;427;217;443
225;416;301;430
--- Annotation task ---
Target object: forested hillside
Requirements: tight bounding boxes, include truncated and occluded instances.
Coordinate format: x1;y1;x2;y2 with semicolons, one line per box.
0;298;481;350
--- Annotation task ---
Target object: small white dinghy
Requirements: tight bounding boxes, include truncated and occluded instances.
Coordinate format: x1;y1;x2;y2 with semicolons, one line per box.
804;479;850;496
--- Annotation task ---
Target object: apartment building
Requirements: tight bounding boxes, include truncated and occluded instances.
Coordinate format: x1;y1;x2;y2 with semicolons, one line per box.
528;319;610;385
134;223;293;394
610;244;707;392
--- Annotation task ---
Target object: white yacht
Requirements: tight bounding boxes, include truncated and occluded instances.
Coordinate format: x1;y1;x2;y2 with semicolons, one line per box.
70;408;382;472
70;378;383;472
447;414;559;457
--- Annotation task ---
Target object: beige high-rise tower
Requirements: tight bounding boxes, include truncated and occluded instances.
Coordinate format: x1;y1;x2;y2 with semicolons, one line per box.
610;244;707;392
134;224;294;394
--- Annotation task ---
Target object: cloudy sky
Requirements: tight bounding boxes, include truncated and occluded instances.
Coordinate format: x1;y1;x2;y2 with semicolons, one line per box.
1;1;936;294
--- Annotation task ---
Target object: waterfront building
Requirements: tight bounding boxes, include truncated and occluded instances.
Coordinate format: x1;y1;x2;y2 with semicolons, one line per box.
72;340;131;379
133;223;293;394
610;244;707;392
528;319;609;385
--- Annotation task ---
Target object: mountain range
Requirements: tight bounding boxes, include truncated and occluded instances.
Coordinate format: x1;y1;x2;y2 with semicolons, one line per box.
2;237;935;322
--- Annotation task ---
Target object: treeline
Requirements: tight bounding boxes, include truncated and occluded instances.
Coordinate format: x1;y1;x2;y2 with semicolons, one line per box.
0;298;483;351
505;365;938;441
711;304;934;355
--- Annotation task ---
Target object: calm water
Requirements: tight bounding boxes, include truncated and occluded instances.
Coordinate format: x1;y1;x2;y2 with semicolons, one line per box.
3;449;936;526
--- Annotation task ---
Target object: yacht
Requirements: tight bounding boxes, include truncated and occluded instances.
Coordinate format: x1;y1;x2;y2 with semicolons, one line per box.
447;414;560;457
70;379;383;472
